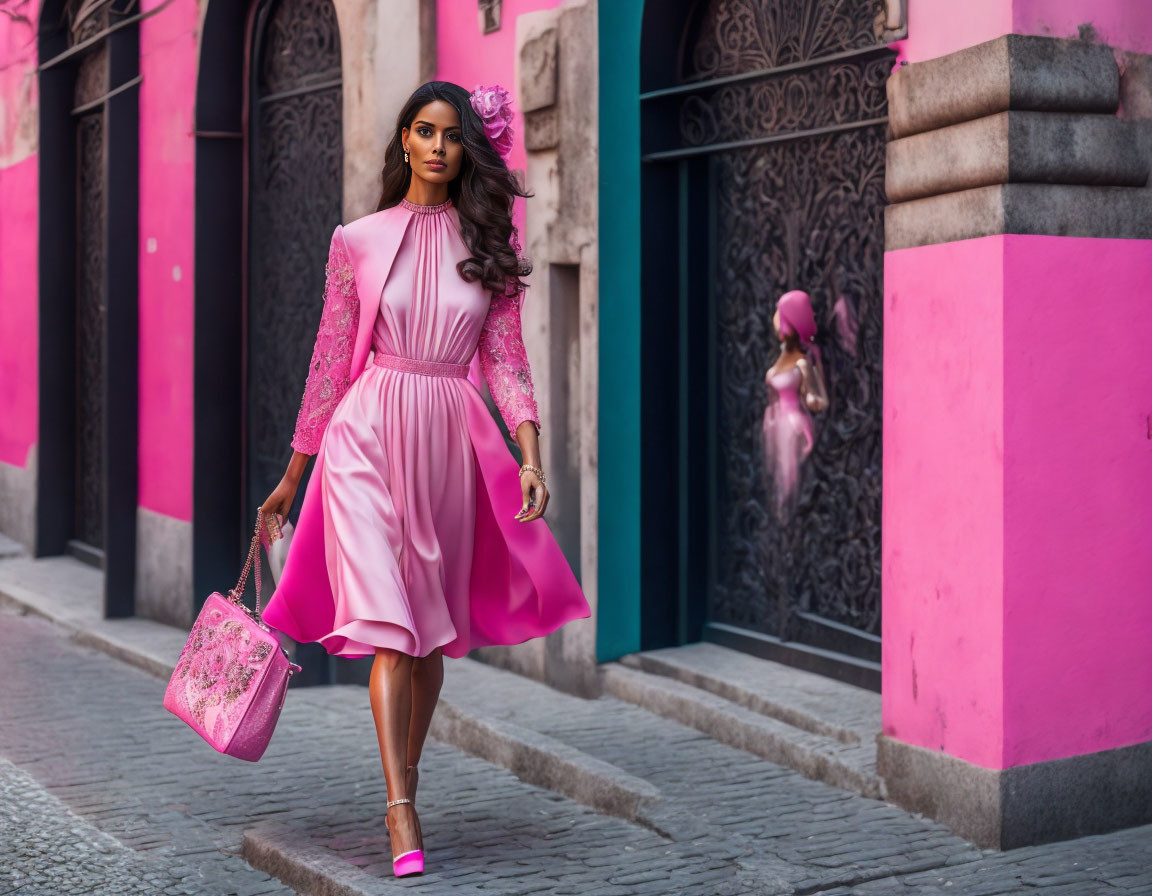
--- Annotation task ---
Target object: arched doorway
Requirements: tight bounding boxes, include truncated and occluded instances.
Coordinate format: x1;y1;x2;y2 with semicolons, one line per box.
193;0;343;685
639;0;890;687
36;0;139;616
245;0;344;530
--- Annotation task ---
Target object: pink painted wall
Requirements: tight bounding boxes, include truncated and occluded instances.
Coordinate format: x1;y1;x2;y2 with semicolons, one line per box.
895;0;1152;64
0;5;40;470
893;0;1011;64
884;236;1152;769
0;0;196;522
0;155;38;469
435;0;564;255
1001;236;1152;766
1013;0;1152;55
882;236;1006;769
136;0;198;521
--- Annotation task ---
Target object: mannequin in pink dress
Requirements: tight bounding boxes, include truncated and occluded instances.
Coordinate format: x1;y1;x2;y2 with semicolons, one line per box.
761;290;829;520
258;82;590;876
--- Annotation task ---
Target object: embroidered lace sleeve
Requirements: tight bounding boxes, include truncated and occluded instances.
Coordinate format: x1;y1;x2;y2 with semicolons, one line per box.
290;225;359;455
479;273;541;446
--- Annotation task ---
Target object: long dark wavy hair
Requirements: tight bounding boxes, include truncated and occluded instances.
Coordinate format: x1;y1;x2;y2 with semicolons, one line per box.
376;81;534;297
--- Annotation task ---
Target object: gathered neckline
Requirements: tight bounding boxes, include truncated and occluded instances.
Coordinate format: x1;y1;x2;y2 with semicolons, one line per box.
399;196;453;214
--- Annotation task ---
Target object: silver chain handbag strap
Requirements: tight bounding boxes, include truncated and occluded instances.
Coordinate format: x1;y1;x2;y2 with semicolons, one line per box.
227;508;266;621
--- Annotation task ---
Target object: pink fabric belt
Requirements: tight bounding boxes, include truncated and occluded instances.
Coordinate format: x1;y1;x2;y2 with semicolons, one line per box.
372;352;469;378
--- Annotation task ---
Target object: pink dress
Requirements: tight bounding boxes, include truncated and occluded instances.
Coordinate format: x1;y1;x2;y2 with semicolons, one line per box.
761;365;815;521
261;196;590;659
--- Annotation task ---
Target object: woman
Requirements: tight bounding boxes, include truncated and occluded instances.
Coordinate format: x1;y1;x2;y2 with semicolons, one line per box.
259;81;591;877
761;289;829;521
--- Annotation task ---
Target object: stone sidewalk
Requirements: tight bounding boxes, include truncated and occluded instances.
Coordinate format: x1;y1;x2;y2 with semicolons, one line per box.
1;552;1151;894
0;756;258;896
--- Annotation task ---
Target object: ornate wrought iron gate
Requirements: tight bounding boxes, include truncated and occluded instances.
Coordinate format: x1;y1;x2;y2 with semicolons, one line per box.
246;0;343;524
641;0;891;680
71;7;111;555
73;54;107;550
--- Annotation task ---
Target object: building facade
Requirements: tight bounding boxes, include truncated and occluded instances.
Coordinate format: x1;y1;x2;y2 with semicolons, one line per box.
1;0;1150;848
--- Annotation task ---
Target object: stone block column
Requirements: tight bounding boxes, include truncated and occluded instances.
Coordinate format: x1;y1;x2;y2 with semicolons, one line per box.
469;0;601;697
879;32;1152;848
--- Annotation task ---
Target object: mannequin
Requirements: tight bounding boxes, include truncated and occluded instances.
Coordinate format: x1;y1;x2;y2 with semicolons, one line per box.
761;289;829;520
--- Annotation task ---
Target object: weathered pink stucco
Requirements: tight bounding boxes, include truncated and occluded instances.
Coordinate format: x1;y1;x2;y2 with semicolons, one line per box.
436;0;564;269
0;6;40;471
882;236;1006;769
1001;237;1152;766
895;0;1152;63
0;154;38;468
0;0;196;519
136;0;197;521
893;0;1011;64
1013;0;1152;55
884;235;1152;770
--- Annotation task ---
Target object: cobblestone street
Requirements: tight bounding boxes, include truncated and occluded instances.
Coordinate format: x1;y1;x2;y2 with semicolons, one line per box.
1;603;1150;895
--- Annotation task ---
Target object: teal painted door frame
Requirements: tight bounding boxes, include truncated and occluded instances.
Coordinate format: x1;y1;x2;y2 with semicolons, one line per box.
596;1;644;661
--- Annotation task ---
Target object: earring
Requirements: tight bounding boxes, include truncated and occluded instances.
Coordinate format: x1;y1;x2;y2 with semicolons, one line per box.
404;149;409;164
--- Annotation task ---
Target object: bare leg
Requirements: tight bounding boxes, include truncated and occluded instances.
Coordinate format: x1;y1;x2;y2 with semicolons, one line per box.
405;645;444;844
369;647;420;858
407;645;444;768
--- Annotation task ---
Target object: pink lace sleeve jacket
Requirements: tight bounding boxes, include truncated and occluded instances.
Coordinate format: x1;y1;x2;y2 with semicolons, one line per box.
289;221;541;455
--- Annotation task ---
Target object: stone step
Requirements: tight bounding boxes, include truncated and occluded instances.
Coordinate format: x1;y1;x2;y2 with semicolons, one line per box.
599;658;885;800
617;641;881;745
0;554;188;680
429;687;661;824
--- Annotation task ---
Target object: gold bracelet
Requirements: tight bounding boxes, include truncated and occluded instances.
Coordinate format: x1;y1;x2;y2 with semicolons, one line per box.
519;463;546;484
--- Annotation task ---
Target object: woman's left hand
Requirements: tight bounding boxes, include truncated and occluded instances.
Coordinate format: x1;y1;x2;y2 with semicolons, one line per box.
516;471;549;522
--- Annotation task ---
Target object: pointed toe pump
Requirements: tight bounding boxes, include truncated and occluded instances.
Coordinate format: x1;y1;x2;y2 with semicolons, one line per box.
385;796;424;877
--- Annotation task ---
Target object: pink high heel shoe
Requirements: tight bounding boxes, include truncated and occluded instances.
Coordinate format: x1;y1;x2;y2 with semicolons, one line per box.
385;796;424;876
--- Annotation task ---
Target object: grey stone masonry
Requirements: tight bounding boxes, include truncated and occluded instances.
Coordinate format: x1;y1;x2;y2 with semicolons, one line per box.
879;733;1152;851
883;33;1152;249
885;182;1152;249
886;111;1149;203
887;35;1119;140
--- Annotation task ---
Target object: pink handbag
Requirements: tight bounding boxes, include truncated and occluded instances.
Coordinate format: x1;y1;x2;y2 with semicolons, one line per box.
163;510;302;761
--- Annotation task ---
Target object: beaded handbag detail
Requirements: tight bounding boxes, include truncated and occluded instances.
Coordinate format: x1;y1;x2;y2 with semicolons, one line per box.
163;510;302;761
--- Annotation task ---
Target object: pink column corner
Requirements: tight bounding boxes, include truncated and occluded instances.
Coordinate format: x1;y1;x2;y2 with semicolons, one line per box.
882;235;1006;770
1001;235;1152;766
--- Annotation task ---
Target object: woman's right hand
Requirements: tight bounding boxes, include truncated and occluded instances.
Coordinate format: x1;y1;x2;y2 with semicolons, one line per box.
261;476;299;519
261;451;312;518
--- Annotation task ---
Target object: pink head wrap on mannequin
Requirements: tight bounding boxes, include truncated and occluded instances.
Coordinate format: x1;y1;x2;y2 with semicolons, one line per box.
776;290;816;344
776;289;822;369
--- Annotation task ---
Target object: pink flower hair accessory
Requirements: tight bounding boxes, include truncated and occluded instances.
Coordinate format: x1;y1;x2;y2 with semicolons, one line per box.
470;83;515;159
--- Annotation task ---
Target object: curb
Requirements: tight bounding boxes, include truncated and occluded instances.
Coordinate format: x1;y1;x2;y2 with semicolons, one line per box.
241;822;383;896
430;697;662;824
0;584;180;681
242;820;495;896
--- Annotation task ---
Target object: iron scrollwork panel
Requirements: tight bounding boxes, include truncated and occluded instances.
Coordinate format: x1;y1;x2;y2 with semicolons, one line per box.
247;0;343;522
680;0;889;643
684;0;885;77
73;44;109;551
708;127;885;640
256;0;343;94
677;55;891;148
